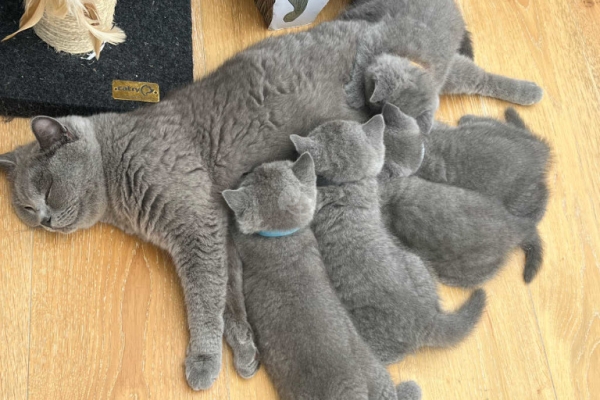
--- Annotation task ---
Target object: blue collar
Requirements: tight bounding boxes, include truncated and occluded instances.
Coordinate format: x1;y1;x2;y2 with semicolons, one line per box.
257;228;300;237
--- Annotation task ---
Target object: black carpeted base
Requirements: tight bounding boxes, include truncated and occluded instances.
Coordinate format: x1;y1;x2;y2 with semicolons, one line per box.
0;0;193;117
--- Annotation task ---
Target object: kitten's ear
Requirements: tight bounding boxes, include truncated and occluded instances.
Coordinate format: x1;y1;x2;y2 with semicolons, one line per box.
362;114;385;147
290;134;317;155
369;77;394;104
31;116;77;151
0;151;17;172
415;110;434;135
222;189;250;216
292;152;316;185
382;103;419;133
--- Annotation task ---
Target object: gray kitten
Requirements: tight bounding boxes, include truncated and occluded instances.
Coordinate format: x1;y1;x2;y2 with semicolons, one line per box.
223;154;421;400
379;104;549;284
419;108;550;282
290;117;486;364
364;54;439;134
419;109;551;223
0;0;541;389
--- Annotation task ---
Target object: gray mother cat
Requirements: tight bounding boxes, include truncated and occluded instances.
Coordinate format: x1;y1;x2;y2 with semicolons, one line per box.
291;116;486;364
223;154;421;400
0;0;540;390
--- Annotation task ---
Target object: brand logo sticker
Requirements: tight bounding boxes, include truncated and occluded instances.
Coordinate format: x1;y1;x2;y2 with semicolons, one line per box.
112;80;160;103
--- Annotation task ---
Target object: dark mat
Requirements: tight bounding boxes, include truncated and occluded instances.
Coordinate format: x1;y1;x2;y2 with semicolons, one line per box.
0;0;193;117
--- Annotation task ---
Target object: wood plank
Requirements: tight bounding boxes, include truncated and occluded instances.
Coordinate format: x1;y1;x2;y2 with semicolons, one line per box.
0;118;33;400
1;0;599;398
456;0;600;399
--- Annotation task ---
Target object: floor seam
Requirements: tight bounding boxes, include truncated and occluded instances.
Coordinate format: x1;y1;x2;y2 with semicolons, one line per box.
527;287;559;400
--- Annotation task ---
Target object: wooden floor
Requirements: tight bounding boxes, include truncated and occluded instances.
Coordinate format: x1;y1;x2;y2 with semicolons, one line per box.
1;0;599;399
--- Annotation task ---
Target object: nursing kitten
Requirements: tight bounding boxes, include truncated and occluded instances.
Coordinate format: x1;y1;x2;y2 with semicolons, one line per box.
290;117;486;364
0;0;542;389
342;0;543;133
419;109;551;224
223;154;421;400
364;54;439;134
379;104;548;284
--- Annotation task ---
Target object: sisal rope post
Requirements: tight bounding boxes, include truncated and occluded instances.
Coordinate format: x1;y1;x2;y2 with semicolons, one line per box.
2;0;126;58
34;0;117;54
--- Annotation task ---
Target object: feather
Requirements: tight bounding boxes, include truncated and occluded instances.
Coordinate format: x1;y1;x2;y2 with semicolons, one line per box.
48;0;69;18
2;0;47;42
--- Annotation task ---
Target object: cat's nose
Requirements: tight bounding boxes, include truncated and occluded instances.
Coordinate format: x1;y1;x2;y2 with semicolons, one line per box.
40;217;52;227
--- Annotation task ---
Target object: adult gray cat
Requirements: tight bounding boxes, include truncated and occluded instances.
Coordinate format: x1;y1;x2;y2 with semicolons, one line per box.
379;103;545;286
290;116;486;364
222;153;421;400
0;0;540;389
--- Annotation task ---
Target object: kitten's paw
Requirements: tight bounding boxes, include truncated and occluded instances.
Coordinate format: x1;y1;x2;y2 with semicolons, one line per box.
185;350;222;391
515;81;544;106
396;380;422;400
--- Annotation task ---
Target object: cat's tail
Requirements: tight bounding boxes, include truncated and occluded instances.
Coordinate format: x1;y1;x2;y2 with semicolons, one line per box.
521;229;544;284
504;107;528;130
396;381;422;400
424;289;486;348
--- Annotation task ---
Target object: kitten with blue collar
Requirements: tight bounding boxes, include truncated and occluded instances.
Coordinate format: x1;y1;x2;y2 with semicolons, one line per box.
223;153;420;400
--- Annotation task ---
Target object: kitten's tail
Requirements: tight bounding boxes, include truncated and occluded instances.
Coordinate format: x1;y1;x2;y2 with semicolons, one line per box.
396;381;422;400
504;107;528;130
522;229;544;284
424;289;486;348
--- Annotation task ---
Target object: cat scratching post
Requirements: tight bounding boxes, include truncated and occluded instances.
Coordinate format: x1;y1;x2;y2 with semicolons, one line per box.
34;0;119;55
3;0;126;58
0;0;193;117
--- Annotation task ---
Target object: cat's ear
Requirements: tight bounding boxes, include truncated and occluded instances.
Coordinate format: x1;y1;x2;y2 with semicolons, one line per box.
382;103;420;133
31;116;77;151
290;134;317;156
222;189;250;216
369;77;394;104
362;114;385;147
415;110;434;135
0;151;17;172
291;152;316;186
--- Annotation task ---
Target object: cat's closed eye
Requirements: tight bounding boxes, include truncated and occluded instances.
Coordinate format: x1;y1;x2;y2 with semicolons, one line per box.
23;206;35;213
44;183;53;202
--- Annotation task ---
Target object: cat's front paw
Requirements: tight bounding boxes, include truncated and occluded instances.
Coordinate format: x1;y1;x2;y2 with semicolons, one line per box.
185;349;222;390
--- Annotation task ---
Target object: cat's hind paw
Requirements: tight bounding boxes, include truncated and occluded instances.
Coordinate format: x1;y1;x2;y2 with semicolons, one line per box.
396;380;422;400
505;80;544;106
232;336;260;379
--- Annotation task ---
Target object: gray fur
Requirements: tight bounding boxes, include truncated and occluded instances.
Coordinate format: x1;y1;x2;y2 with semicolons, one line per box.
0;0;541;388
292;118;486;364
364;54;439;134
342;0;542;133
224;155;420;400
379;104;549;285
418;108;551;223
